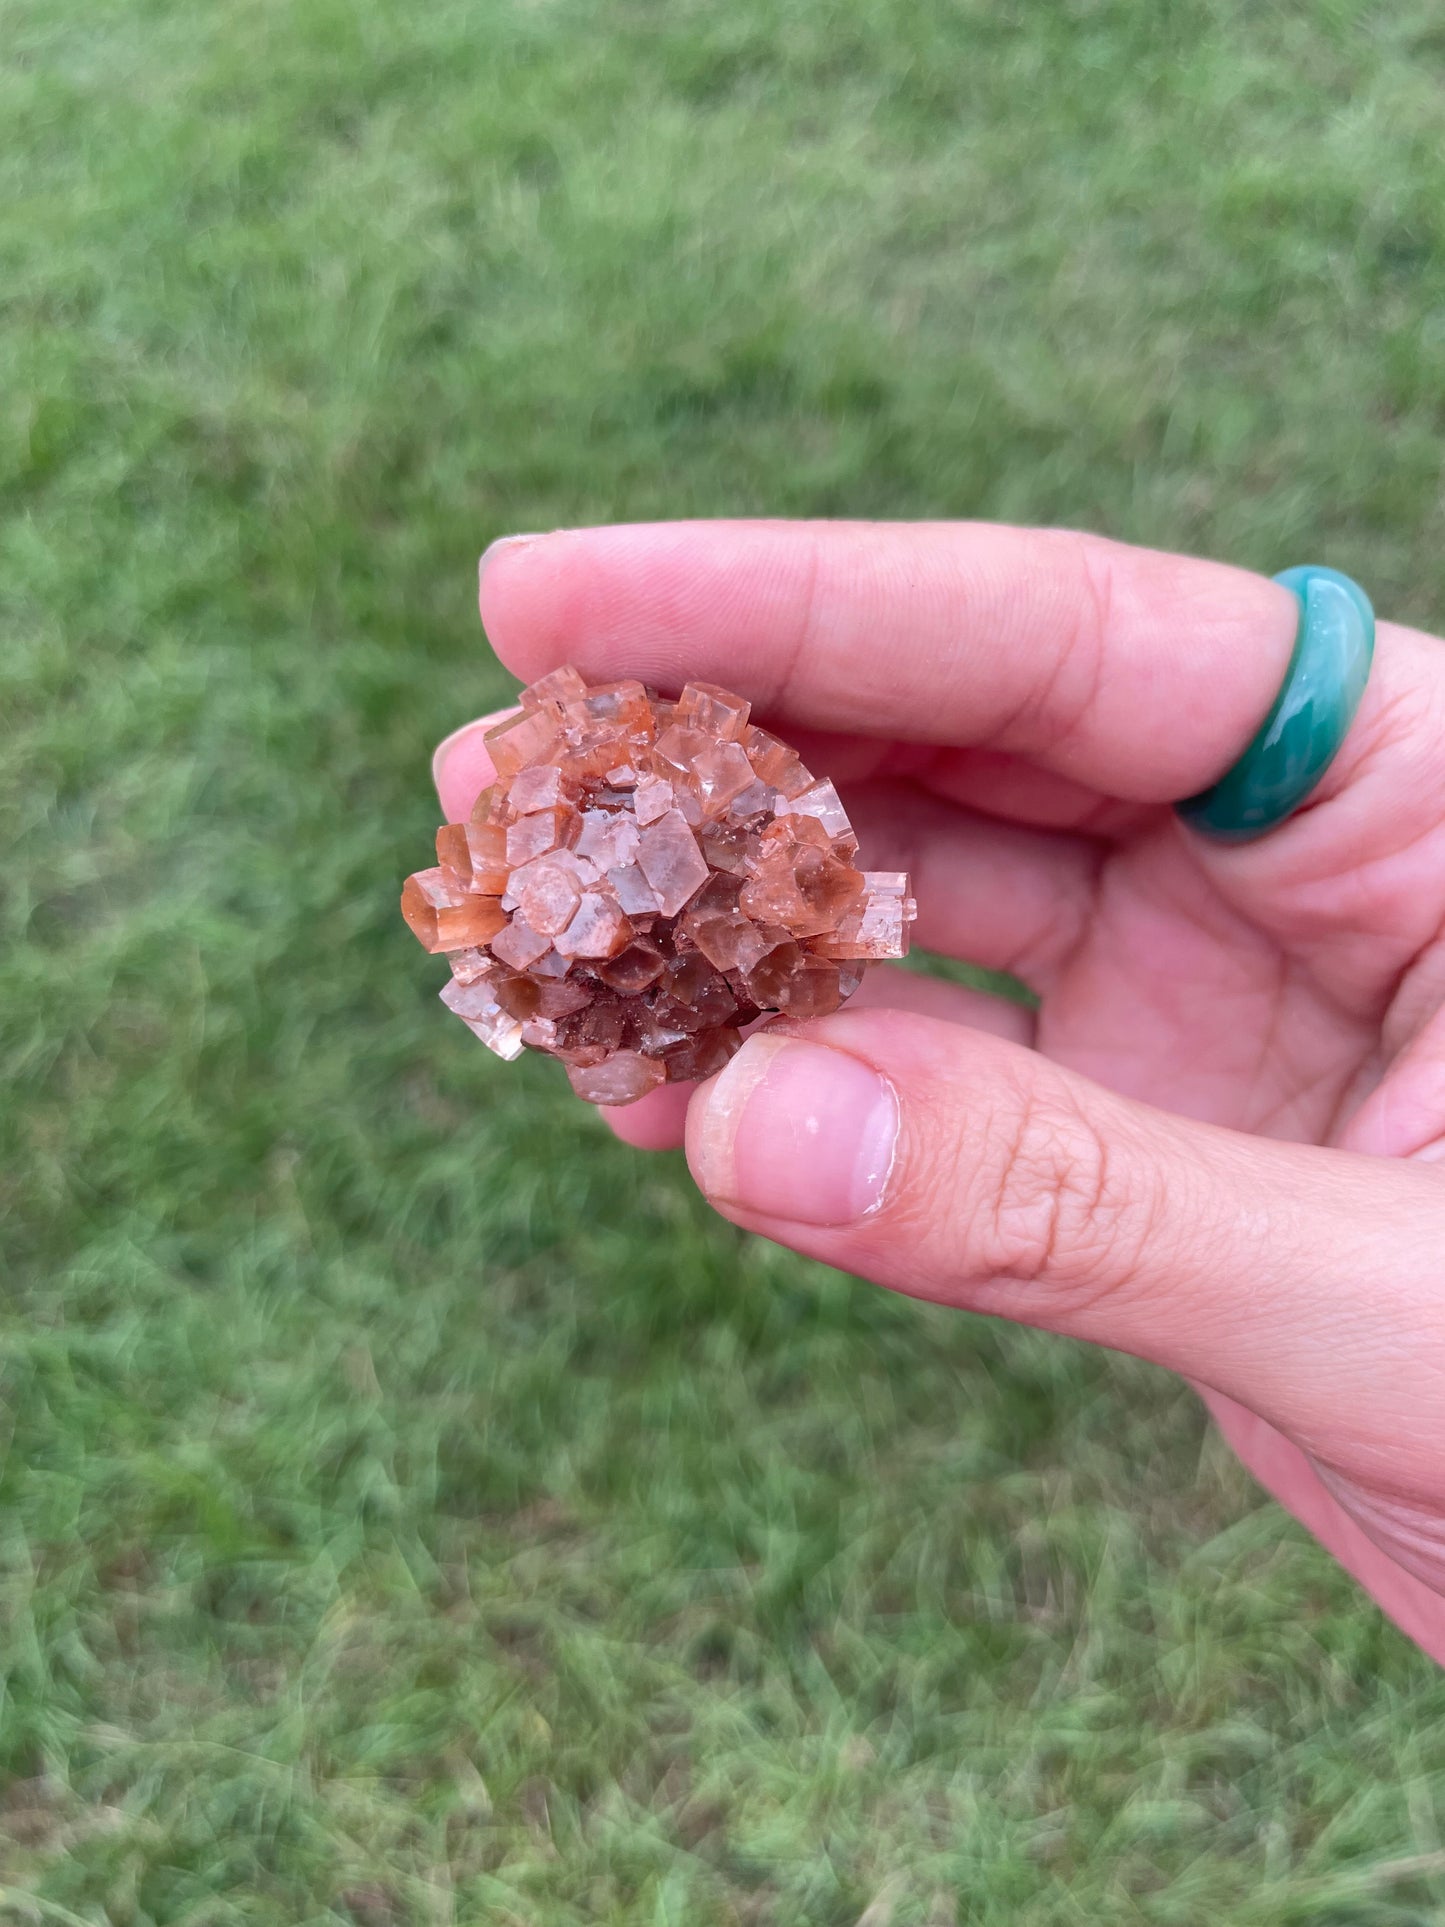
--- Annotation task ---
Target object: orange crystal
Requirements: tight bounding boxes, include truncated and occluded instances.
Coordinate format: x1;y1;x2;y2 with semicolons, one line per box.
401;668;916;1104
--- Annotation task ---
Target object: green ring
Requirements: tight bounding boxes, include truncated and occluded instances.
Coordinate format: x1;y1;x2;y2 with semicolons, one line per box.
1175;565;1375;844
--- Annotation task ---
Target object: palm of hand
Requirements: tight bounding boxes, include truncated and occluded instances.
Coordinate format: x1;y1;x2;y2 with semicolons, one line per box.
1044;821;1376;1142
892;726;1445;1618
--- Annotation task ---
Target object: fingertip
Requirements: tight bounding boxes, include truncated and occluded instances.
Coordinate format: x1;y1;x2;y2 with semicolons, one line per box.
479;530;589;679
473;521;809;698
601;1078;692;1151
431;709;516;818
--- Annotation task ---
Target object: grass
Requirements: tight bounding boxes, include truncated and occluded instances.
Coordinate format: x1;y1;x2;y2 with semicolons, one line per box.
4;0;1445;1919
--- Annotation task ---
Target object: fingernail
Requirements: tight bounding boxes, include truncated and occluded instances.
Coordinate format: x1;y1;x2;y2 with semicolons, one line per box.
691;1034;899;1226
478;531;559;586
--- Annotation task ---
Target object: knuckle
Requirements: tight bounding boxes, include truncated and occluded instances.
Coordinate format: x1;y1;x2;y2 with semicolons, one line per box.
970;1072;1159;1306
1041;533;1114;751
991;532;1113;754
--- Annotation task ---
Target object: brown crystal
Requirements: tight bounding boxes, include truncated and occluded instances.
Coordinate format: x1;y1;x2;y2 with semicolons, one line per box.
402;667;916;1103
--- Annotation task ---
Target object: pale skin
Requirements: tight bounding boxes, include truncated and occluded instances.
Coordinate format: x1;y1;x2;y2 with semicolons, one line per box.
433;521;1445;1666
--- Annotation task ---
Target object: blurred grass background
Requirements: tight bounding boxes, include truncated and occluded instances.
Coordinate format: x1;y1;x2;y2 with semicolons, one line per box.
4;0;1445;1920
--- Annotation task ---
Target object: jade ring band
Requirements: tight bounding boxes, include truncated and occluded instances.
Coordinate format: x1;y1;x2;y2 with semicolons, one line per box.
1175;565;1375;844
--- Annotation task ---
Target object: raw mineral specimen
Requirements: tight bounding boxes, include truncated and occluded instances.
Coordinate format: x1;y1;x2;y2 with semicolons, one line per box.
402;666;916;1104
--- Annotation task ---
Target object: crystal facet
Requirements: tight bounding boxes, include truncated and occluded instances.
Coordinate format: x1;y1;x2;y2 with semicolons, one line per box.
402;669;915;1102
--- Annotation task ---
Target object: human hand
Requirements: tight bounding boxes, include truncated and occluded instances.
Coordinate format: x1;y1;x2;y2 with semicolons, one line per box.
434;521;1445;1665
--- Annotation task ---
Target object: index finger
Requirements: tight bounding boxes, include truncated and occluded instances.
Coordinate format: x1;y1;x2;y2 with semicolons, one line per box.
478;520;1300;802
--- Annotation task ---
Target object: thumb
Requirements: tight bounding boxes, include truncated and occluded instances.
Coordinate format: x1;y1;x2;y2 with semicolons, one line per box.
685;1009;1445;1490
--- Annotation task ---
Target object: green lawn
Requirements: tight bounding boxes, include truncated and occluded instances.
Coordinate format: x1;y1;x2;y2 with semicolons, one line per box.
5;1;1445;1920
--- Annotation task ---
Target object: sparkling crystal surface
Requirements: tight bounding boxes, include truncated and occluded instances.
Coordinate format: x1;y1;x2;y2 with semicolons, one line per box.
401;668;917;1103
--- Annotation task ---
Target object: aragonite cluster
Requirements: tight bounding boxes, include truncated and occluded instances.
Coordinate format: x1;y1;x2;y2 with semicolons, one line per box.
402;666;915;1104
